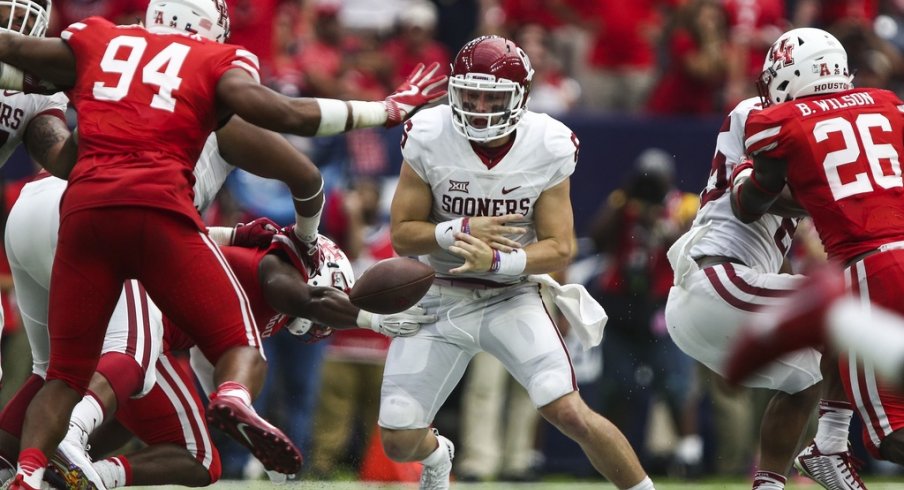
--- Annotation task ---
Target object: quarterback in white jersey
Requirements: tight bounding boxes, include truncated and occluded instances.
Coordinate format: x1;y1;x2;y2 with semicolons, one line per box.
380;36;655;490
664;97;861;489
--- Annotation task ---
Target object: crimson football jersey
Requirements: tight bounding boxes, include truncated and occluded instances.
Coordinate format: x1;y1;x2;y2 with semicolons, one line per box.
60;17;260;229
163;239;310;351
745;88;904;263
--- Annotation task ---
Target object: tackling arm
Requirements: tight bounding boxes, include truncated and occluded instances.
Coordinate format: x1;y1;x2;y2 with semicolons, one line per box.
730;154;789;223
0;33;75;90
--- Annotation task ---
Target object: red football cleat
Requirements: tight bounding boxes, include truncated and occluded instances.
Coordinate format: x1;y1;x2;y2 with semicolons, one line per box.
725;265;846;385
206;395;302;475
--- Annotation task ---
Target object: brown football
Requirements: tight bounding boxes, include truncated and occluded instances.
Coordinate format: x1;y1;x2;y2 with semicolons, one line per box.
349;257;435;314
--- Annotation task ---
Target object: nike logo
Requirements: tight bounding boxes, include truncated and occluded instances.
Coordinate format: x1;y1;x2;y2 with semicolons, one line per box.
236;422;255;447
445;226;453;233
501;186;521;195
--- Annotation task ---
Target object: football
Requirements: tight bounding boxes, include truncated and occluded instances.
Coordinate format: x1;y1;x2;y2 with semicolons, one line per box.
349;257;435;314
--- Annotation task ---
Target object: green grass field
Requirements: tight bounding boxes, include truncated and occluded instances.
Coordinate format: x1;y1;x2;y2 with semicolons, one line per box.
134;477;904;490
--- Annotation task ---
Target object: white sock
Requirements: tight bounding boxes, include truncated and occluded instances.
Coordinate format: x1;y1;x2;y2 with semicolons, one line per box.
420;436;448;466
18;465;44;489
814;400;853;453
94;457;127;488
624;476;655;490
69;393;105;445
753;470;785;489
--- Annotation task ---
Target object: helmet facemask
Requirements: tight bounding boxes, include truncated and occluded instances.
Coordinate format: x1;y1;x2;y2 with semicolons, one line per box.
0;0;50;37
449;74;529;142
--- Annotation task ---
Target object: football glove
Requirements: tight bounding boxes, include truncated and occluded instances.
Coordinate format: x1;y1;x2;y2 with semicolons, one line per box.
384;62;448;127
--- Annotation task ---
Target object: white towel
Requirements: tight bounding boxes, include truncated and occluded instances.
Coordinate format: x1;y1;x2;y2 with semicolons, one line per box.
528;274;607;350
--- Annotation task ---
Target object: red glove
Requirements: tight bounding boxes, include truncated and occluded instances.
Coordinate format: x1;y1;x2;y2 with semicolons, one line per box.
282;225;324;277
232;217;279;248
384;62;448;127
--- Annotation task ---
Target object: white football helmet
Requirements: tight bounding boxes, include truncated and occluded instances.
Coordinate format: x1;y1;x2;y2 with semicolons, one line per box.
146;0;230;43
0;0;51;37
449;35;534;143
285;234;355;336
757;27;853;107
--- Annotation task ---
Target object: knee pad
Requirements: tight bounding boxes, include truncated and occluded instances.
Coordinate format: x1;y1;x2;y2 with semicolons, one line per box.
378;395;426;430
528;370;574;408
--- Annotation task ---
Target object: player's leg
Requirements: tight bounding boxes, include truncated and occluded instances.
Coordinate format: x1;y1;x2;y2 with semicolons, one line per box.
106;352;220;487
483;285;651;489
15;209;128;489
135;210;296;474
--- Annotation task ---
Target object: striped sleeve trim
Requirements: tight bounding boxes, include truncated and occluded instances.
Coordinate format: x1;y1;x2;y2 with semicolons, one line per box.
61;22;87;40
745;126;781;155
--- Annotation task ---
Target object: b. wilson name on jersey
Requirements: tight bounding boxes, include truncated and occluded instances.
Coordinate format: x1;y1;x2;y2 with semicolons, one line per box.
441;194;531;216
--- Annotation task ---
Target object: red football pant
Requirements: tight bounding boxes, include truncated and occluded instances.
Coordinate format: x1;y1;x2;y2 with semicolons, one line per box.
841;249;904;458
46;207;262;394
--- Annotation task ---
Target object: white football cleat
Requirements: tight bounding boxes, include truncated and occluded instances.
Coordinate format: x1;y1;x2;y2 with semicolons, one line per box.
419;431;454;490
794;441;867;490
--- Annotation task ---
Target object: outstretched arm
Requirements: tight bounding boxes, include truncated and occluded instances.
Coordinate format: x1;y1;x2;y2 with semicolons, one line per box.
24;115;76;178
215;62;447;137
0;33;75;89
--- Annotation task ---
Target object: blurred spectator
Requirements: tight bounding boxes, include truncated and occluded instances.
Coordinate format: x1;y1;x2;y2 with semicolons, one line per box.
722;0;787;107
48;0;145;35
831;17;904;91
433;0;482;57
582;1;669;112
516;24;580;115
311;178;396;478
382;1;451;88
589;149;700;471
646;0;730;115
225;0;288;81
294;3;349;99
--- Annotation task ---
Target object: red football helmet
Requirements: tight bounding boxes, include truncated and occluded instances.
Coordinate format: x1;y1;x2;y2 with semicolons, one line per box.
449;35;533;142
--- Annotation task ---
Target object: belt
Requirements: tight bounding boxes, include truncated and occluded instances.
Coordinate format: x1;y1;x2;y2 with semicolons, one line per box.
845;240;904;267
433;277;520;290
694;255;746;269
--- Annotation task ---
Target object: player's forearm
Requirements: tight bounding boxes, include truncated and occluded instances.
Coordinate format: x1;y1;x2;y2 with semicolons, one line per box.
0;34;75;88
521;237;576;275
391;220;443;256
295;287;360;330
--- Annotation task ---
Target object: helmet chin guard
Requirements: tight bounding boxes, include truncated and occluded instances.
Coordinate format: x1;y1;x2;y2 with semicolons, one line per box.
449;35;534;143
145;0;230;43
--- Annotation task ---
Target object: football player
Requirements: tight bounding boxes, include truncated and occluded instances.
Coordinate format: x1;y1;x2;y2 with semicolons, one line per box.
0;0;73;381
733;27;904;471
0;0;447;488
381;35;655;490
665;92;863;490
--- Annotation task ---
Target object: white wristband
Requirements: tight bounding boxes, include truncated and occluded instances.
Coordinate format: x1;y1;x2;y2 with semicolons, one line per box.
315;99;388;136
356;310;376;330
207;226;235;246
434;217;467;250
491;248;527;276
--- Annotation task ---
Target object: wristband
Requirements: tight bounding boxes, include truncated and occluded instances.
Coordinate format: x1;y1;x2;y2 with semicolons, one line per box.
356;310;376;330
315;99;388;136
491;248;527;276
0;63;24;92
434;217;467;250
207;226;235;246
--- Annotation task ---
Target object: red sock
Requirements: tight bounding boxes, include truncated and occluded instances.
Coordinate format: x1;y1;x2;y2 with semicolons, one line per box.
17;448;46;476
113;456;133;486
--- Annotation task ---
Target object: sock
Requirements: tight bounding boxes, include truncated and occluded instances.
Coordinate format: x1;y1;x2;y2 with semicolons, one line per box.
814;399;853;453
625;476;655;490
68;391;105;446
17;448;46;489
420;436;448;466
752;470;786;489
94;456;131;488
214;382;252;406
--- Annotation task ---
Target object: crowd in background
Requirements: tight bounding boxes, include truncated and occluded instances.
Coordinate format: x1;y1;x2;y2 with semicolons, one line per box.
2;0;904;483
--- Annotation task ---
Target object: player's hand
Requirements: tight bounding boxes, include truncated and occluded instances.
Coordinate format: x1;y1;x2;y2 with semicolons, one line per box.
467;214;526;253
384;62;448;127
448;232;494;273
282;225;324;276
359;306;436;337
232;217;280;248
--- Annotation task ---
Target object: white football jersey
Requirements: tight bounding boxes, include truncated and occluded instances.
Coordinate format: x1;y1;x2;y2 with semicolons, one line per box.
403;105;578;279
0;91;68;165
688;97;797;273
192;133;235;212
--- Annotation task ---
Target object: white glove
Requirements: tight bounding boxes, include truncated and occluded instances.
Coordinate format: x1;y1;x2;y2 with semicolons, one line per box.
357;306;436;337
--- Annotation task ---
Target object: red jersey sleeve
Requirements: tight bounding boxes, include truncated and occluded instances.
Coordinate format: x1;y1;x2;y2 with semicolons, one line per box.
744;105;798;160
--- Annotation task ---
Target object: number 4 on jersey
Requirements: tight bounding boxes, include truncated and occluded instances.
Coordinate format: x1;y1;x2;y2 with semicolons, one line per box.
94;35;189;112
